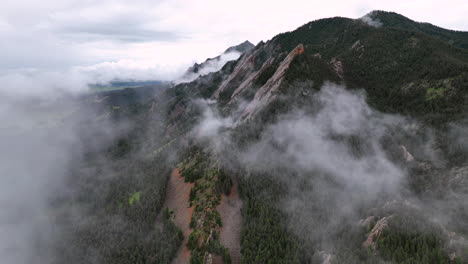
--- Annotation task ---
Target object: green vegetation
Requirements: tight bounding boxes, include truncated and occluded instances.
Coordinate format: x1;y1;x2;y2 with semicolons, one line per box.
238;173;303;264
128;191;141;206
372;10;468;49
378;229;451;263
425;87;447;101
271;14;468;122
50;11;468;264
157;14;468;263
53;149;184;264
179;149;232;264
376;216;458;264
51;88;185;264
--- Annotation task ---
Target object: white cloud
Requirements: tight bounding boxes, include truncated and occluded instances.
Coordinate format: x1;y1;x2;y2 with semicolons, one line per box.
177;51;241;83
360;12;383;27
0;0;466;93
193;99;234;152
241;84;404;196
77;59;187;83
0;70;88;97
0;19;11;32
0;60;189;97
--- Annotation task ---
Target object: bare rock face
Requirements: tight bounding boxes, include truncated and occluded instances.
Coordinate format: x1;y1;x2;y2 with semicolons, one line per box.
350;39;365;58
212;55;254;99
238;44;305;121
330;58;344;79
224;40;255;54
351;40;361;50
229;57;276;100
400;145;415;162
212;43;266;100
210;42;305;123
364;215;393;248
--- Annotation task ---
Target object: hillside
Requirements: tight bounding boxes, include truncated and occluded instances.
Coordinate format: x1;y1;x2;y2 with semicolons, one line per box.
371;11;468;49
48;11;468;264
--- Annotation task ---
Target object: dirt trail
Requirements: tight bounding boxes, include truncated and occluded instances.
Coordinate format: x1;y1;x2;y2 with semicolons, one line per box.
164;168;194;264
214;180;243;264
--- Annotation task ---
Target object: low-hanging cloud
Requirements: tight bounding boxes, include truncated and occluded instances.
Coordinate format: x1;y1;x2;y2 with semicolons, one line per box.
192;98;233;152
448;119;468;153
359;12;383;27
0;60;188;97
241;85;404;197
192;83;426;254
0;93;126;264
192;83;468;258
176;51;241;83
194;83;409;207
0;46;240;97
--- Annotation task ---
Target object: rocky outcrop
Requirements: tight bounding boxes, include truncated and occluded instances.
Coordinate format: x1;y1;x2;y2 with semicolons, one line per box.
330;58;344;79
224;40;255;54
181;41;254;83
351;40;361;50
400;145;415;162
238;44;305;121
229;57;275;100
212;44;264;99
364;215;393;248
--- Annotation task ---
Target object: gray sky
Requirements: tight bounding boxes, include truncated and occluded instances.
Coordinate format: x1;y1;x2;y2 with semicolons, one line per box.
0;0;467;93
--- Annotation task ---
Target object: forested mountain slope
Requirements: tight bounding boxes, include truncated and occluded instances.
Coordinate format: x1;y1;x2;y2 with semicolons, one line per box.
49;11;468;264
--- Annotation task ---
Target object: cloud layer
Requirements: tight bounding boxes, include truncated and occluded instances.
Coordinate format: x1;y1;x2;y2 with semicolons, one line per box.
0;94;124;264
0;0;467;95
192;84;447;253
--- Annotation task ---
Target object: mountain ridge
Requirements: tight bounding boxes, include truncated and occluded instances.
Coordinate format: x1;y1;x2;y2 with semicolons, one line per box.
368;10;468;49
49;10;468;264
160;14;468;261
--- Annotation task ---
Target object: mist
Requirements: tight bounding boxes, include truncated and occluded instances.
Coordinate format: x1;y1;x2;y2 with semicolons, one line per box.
0;97;74;264
0;33;241;264
237;85;407;250
0;61;187;97
193;83;467;257
0;83;132;264
196;84;406;195
176;51;242;83
359;11;383;27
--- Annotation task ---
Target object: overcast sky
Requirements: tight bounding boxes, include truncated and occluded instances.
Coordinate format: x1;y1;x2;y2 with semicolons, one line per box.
0;0;467;92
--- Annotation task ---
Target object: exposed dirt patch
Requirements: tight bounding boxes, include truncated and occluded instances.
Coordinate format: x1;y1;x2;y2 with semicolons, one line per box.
164;168;194;264
214;180;243;264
